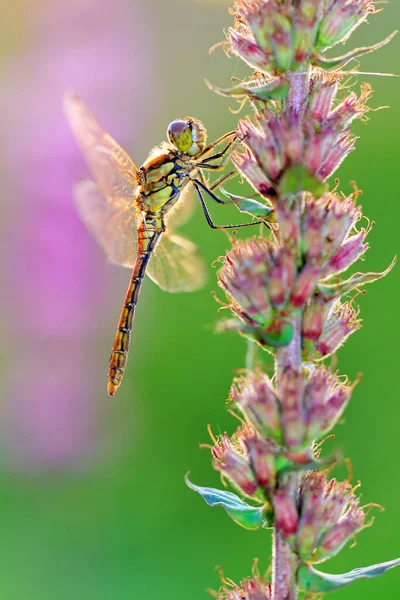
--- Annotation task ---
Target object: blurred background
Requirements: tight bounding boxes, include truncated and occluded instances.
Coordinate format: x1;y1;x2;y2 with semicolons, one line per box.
0;0;398;598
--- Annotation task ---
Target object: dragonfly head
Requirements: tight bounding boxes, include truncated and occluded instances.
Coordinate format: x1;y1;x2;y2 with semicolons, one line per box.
167;118;207;157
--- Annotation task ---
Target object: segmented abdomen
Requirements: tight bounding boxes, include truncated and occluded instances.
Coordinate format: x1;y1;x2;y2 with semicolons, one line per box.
108;226;162;396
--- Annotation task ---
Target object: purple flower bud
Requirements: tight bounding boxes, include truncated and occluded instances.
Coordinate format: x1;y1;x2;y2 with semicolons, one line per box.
231;372;282;441
273;489;299;540
278;367;307;448
212;433;259;497
315;300;362;358
237;72;370;190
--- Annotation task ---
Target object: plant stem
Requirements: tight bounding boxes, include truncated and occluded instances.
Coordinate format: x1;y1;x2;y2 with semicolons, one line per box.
272;529;299;600
285;70;309;114
273;312;302;599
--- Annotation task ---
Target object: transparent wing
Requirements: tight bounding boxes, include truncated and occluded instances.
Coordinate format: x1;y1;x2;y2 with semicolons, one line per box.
74;180;138;268
164;185;197;230
147;233;208;293
64;93;138;205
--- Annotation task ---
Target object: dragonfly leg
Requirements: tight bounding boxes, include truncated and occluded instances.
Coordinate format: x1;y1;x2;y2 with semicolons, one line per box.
193;181;263;230
192;176;228;204
196;139;240;171
198;131;236;160
209;169;236;191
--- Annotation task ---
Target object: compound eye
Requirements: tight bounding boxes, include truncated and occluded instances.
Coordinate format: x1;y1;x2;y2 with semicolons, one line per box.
167;120;193;153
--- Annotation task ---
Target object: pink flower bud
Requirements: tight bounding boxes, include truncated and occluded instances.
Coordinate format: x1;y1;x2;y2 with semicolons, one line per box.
304;367;352;441
212;433;259;497
307;71;339;123
327;84;372;130
297;471;327;559
218;239;273;325
229;28;273;72
267;248;296;308
323;195;361;252
318;0;375;48
326;231;368;275
317;500;366;562
302;295;326;342
273;489;299;539
240;577;272;600
297;472;367;563
290;263;322;308
278;367;307;448
315;300;362;358
219;575;272;600
237;72;371;189
242;429;277;490
275;200;301;248
231;372;282;441
237;119;283;182
233;149;275;197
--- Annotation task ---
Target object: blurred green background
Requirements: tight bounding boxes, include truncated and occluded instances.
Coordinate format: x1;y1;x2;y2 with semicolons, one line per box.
0;0;399;598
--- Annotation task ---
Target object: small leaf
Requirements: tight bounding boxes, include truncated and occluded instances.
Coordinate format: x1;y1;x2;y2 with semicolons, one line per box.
280;165;325;197
220;188;275;219
263;318;294;347
205;77;289;101
298;559;400;593
318;256;396;299
185;475;271;530
276;450;338;475
314;31;398;71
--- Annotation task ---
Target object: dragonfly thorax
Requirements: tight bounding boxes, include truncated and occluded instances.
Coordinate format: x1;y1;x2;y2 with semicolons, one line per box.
167;118;207;157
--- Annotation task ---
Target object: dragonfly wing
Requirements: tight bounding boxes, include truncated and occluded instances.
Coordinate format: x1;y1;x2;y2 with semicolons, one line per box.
164;186;197;230
64;93;139;204
147;233;208;293
75;180;138;268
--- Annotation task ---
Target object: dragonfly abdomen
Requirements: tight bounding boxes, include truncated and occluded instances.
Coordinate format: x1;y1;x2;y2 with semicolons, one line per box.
108;223;163;396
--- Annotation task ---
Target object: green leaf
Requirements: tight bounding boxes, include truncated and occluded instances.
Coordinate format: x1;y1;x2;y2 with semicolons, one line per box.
205;77;289;101
314;31;398;70
280;165;325;197
318;256;396;299
220;188;275;220
298;559;400;593
276;450;338;475
185;475;271;530
263;318;294;347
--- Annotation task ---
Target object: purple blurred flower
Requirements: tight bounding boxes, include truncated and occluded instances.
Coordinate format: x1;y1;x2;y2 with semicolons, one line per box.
0;0;154;468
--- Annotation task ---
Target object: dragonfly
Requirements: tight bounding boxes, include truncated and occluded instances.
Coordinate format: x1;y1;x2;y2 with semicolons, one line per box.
65;94;259;396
